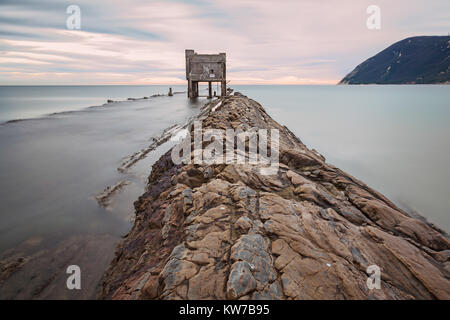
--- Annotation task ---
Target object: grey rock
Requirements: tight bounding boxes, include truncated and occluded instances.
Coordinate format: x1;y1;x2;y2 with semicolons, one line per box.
227;261;257;299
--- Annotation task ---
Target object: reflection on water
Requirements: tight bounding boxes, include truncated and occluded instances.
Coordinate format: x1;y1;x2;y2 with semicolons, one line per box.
235;85;450;232
0;86;205;298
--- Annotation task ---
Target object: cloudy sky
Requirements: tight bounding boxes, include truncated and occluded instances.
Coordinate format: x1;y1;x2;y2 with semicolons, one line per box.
1;0;449;85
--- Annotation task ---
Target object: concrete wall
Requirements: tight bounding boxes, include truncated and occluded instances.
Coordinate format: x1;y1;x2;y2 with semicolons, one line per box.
186;50;226;82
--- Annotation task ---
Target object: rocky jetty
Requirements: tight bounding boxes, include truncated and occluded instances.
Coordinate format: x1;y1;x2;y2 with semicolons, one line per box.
99;94;450;300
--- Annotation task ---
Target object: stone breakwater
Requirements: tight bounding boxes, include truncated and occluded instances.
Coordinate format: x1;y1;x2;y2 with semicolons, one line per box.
98;94;450;300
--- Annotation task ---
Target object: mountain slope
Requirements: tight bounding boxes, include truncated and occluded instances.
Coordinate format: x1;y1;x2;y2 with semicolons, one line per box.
340;36;450;84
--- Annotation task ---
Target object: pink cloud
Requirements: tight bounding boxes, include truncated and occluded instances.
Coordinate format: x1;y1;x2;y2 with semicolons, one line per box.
0;0;448;84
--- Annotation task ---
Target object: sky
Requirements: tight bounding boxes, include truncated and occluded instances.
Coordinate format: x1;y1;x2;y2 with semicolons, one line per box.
0;0;449;85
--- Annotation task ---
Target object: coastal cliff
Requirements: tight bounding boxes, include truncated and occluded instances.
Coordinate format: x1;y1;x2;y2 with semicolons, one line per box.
98;94;450;300
340;36;450;84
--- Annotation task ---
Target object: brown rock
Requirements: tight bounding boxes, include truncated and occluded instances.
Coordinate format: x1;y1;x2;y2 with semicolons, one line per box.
98;95;450;301
142;276;160;299
286;170;310;186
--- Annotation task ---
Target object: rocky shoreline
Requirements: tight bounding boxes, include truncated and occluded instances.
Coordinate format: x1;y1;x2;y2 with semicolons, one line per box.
98;93;450;300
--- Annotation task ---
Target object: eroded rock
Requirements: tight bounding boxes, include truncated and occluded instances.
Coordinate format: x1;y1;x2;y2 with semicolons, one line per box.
98;95;450;300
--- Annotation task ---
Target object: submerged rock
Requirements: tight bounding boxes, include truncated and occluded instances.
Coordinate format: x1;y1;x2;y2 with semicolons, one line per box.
98;95;450;300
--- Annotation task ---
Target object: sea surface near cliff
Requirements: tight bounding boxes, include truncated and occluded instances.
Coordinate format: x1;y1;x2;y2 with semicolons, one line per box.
0;84;449;299
234;85;450;231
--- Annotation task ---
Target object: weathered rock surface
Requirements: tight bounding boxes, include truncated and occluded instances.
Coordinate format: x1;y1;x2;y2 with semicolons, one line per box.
98;94;450;300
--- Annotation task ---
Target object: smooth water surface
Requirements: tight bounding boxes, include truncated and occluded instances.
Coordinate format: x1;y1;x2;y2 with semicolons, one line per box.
0;85;204;298
235;85;450;232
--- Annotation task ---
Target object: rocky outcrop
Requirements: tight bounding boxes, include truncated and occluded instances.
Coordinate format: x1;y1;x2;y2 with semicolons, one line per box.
98;94;450;300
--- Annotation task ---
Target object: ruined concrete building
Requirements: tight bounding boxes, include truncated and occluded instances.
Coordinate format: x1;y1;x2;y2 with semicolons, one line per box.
185;49;226;99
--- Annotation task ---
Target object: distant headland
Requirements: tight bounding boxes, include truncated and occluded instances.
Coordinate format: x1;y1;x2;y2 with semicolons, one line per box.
340;36;450;84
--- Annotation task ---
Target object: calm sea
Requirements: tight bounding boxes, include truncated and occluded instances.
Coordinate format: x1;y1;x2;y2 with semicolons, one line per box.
234;85;450;233
0;84;448;298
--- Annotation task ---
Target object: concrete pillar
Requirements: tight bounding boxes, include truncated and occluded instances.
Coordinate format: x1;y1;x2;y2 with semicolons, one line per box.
188;80;193;98
221;81;226;97
194;82;199;98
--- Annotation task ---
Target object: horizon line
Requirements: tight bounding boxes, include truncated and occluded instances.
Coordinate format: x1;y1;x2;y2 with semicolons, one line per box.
0;81;341;86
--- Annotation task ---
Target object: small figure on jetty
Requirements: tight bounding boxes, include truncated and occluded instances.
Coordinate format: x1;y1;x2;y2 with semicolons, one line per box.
168;87;173;96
